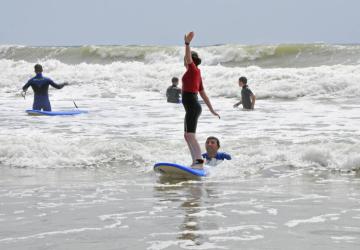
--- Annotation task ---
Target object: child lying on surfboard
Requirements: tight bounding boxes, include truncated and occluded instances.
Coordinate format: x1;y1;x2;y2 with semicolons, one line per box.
202;136;231;167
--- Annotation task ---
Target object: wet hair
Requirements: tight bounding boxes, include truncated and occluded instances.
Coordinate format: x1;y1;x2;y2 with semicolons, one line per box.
206;136;220;148
171;77;179;83
239;76;247;84
191;51;202;66
34;64;43;73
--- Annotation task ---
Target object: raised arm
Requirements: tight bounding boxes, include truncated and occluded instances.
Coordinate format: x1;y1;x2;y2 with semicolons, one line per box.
184;32;194;65
199;89;220;119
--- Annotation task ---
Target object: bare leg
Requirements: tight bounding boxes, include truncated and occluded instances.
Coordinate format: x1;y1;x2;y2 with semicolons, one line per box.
184;132;202;163
184;133;196;162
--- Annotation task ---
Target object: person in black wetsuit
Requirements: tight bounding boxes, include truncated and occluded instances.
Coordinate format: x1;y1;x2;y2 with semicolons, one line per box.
233;76;256;110
166;77;181;103
22;64;68;111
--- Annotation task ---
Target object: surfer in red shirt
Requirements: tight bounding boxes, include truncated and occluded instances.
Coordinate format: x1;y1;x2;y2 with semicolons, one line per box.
182;32;220;169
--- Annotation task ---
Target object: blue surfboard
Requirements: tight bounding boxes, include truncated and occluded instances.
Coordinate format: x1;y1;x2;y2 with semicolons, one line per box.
26;109;88;116
154;162;207;178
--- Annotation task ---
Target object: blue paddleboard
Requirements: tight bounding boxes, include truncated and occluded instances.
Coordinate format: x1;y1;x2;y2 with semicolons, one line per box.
26;109;88;116
154;162;207;178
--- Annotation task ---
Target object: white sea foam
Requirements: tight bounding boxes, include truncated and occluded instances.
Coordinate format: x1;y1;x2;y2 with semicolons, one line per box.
3;58;360;102
189;210;226;218
231;209;260;215
342;155;360;171
331;236;357;242
267;208;278;215
150;225;265;237
0;227;103;243
302;148;332;167
285;214;340;227
272;194;329;203
147;240;227;250
209;235;264;242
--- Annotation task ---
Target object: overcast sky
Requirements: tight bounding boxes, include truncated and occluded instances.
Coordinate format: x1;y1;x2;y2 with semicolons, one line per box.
0;0;359;46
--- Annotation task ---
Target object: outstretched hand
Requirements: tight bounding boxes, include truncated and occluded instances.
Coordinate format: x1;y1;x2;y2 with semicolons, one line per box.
21;90;26;99
212;111;220;119
184;32;194;44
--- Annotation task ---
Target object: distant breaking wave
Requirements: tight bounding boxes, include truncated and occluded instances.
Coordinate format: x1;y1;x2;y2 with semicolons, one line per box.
1;44;360;68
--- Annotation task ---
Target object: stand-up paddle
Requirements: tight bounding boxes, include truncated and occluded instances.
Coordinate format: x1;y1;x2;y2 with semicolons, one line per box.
73;100;79;109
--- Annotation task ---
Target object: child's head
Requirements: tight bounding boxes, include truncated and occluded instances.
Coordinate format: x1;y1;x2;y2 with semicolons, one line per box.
171;77;179;86
238;76;247;87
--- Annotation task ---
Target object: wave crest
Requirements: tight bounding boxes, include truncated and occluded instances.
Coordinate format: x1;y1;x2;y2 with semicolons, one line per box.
1;44;360;67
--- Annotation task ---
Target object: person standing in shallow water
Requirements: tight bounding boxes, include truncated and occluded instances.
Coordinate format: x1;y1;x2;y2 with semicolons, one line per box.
22;64;68;111
233;76;256;110
182;32;220;169
166;77;181;103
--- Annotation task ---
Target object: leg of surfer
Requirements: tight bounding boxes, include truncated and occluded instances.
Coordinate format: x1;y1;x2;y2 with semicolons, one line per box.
182;91;203;168
184;132;202;166
184;133;196;161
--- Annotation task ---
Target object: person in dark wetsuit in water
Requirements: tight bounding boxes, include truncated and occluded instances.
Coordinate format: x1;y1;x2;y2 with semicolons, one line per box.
233;76;256;110
22;64;68;111
182;32;220;169
166;77;181;103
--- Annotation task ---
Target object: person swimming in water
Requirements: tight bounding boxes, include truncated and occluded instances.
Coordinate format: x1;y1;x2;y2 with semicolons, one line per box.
202;136;231;166
22;64;68;111
182;32;220;169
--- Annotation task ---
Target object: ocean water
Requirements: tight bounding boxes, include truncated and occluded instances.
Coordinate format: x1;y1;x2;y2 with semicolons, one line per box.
0;44;360;249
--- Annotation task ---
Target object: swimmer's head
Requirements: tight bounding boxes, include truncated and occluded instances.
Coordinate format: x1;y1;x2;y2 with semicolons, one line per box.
205;136;220;154
34;64;43;74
